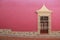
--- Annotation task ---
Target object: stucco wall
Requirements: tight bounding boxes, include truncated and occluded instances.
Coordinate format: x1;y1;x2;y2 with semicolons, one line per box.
0;0;60;31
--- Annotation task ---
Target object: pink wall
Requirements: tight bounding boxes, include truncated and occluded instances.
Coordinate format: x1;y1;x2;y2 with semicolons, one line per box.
0;0;60;31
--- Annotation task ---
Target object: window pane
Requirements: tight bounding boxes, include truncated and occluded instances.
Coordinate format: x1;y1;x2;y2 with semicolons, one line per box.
40;16;48;34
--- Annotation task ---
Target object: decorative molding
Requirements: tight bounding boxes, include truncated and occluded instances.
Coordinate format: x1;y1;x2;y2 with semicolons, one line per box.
36;5;52;13
0;29;39;37
0;29;60;37
37;5;52;34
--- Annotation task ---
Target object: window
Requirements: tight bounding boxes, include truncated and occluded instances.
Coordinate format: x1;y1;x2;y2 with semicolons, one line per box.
40;16;49;34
